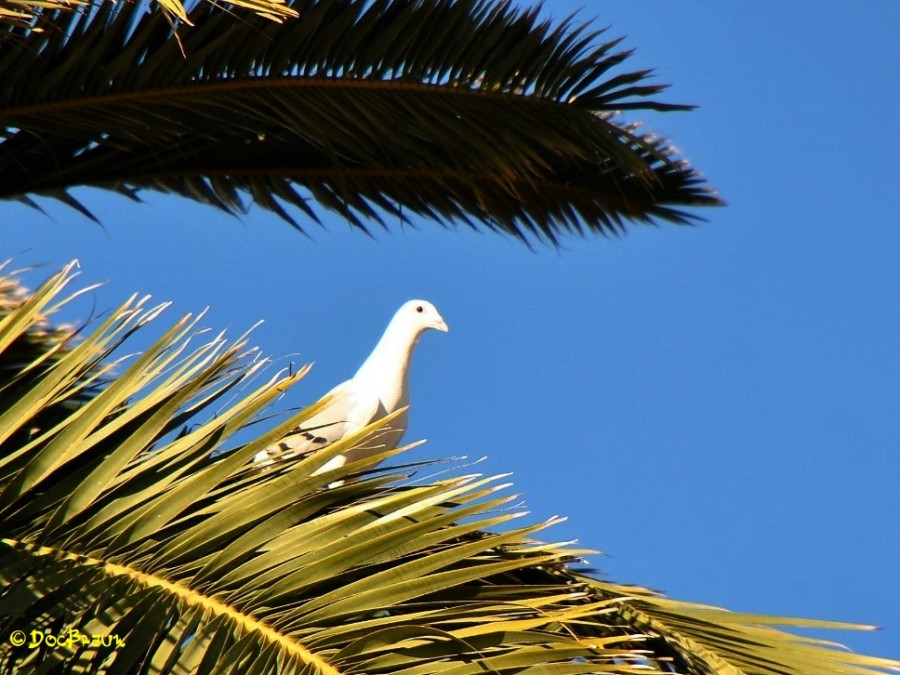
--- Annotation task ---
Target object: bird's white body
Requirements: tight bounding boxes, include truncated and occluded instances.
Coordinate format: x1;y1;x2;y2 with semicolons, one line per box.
254;300;448;475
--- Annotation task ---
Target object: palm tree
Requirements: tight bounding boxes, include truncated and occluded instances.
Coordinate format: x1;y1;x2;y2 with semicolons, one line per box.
1;1;897;673
2;262;898;674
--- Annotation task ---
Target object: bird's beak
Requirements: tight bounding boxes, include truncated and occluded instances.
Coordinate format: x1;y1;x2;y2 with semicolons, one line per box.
433;315;449;333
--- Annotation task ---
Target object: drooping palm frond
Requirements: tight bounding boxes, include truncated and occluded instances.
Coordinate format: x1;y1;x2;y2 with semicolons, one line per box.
0;0;297;35
2;263;898;674
0;0;722;245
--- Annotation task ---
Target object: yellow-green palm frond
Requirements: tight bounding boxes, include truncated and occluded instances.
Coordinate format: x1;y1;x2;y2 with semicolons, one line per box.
1;262;896;674
0;0;297;34
0;259;107;458
0;262;666;673
1;0;722;246
578;579;900;675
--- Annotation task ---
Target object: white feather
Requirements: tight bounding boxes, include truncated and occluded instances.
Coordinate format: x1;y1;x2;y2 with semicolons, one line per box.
255;300;448;477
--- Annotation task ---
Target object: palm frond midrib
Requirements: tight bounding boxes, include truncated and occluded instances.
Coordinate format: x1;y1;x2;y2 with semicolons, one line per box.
3;0;632;101
3;0;720;243
3;75;589;119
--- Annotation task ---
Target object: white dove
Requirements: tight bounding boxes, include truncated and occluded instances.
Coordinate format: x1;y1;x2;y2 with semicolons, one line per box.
254;300;448;476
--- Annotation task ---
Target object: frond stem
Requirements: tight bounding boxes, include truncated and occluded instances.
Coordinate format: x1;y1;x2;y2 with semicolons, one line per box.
0;537;343;675
2;76;557;121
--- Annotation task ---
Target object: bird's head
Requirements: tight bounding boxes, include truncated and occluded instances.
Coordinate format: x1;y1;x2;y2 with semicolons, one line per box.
401;300;449;335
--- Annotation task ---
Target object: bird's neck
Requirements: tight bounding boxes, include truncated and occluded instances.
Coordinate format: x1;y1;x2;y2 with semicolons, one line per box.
354;319;420;410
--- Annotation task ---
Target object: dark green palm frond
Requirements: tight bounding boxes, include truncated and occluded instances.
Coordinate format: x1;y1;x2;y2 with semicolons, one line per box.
4;263;896;674
0;0;722;245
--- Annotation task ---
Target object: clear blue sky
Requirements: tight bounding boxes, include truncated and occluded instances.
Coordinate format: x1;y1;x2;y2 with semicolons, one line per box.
3;1;899;661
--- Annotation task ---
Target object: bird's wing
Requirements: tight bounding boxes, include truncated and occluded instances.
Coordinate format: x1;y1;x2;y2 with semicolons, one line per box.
254;378;381;467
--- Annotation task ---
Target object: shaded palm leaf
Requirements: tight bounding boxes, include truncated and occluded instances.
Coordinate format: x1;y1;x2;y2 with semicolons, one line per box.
1;0;722;244
2;264;898;674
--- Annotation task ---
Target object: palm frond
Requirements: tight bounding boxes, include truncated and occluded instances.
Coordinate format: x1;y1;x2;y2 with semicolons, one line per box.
0;0;297;34
0;0;722;245
3;263;896;674
579;579;900;675
0;259;108;459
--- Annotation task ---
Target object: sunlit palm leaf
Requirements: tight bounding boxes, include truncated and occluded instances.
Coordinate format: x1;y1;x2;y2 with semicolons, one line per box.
0;0;722;244
0;0;297;33
0;264;666;673
578;579;900;675
0;260;107;459
2;263;896;674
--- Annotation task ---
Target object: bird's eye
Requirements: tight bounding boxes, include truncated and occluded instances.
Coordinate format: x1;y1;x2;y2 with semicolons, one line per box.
416;305;424;313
